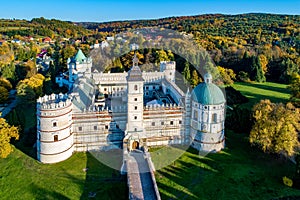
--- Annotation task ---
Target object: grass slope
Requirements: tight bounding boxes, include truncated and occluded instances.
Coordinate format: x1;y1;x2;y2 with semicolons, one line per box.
0;149;127;199
154;130;300;200
232;82;290;107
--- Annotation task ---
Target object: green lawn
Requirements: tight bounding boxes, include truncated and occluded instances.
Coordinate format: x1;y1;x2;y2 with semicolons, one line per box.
0;149;127;200
154;130;300;200
232;82;290;107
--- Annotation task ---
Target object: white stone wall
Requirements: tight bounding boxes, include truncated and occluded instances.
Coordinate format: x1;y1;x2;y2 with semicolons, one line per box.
37;94;74;164
127;80;144;133
191;101;225;152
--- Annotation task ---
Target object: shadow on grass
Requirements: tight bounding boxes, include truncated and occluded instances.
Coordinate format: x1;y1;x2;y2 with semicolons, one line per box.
80;152;128;200
31;184;70;200
5;104;37;160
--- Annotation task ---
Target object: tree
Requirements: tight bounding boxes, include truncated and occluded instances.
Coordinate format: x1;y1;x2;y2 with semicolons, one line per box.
61;45;76;66
191;70;200;87
258;54;268;75
0;86;9;104
288;73;300;107
250;56;266;82
182;61;191;84
250;99;300;156
16;74;45;104
0;78;12;90
217;66;236;84
0;116;19;158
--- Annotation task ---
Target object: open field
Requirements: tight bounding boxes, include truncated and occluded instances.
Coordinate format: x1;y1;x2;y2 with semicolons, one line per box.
232;82;290;107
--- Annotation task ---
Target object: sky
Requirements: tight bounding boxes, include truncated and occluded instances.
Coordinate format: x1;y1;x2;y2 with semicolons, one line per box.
1;0;299;22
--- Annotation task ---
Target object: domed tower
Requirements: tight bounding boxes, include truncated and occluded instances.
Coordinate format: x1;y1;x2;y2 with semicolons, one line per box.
190;73;226;152
36;93;73;163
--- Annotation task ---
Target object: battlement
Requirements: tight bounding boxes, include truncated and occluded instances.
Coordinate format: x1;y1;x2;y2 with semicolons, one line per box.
144;103;183;111
37;93;72;110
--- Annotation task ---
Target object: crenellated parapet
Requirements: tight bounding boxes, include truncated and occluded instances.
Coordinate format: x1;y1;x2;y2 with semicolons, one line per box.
36;93;74;164
37;93;72;111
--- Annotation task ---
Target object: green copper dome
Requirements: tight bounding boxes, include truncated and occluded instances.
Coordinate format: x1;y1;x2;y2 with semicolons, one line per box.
74;49;86;63
191;74;225;105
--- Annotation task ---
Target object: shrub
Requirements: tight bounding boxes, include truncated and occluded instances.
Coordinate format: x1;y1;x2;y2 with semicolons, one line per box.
283;176;293;187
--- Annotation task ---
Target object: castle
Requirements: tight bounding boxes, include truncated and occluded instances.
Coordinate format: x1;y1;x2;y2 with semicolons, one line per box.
36;50;226;164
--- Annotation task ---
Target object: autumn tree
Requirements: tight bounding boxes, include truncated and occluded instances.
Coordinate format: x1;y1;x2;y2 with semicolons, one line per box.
191;70;200;87
288;73;300;107
17;74;45;104
217;66;236;84
0;116;19;158
250;99;300;156
258;54;268;74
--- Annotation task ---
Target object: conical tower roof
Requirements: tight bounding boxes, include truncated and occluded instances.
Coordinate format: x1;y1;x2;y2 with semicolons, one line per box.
74;49;86;63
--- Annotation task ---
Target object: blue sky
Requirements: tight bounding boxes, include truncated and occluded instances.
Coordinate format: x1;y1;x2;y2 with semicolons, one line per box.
1;0;299;22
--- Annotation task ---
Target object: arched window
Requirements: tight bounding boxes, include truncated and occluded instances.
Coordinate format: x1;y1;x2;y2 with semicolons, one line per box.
212;113;218;123
134;85;138;91
193;110;198;120
54;135;58;142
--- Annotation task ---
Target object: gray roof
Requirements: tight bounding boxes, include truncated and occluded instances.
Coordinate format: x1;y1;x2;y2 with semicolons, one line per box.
127;65;144;82
72;76;95;111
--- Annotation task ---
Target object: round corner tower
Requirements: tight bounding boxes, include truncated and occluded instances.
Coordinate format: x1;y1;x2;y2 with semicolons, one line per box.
190;73;226;152
36;93;73;164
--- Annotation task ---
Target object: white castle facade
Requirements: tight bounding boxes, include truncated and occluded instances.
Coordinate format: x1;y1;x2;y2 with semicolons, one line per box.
36;50;226;164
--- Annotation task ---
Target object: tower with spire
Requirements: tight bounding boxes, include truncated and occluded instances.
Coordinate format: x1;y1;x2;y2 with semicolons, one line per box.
125;53;145;150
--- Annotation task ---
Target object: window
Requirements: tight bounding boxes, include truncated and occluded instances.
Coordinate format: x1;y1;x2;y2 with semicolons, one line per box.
78;127;82;131
152;86;155;89
94;126;97;130
134;85;138;91
54;135;58;142
194;110;198;120
105;125;109;130
146;86;149;90
134;128;137;132
212;113;218;123
152;122;155;126
179;120;182;125
170;121;174;125
104;88;107;91
53;122;57;127
134;98;137;101
161;121;164;125
134;106;138;110
134;116;137;120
